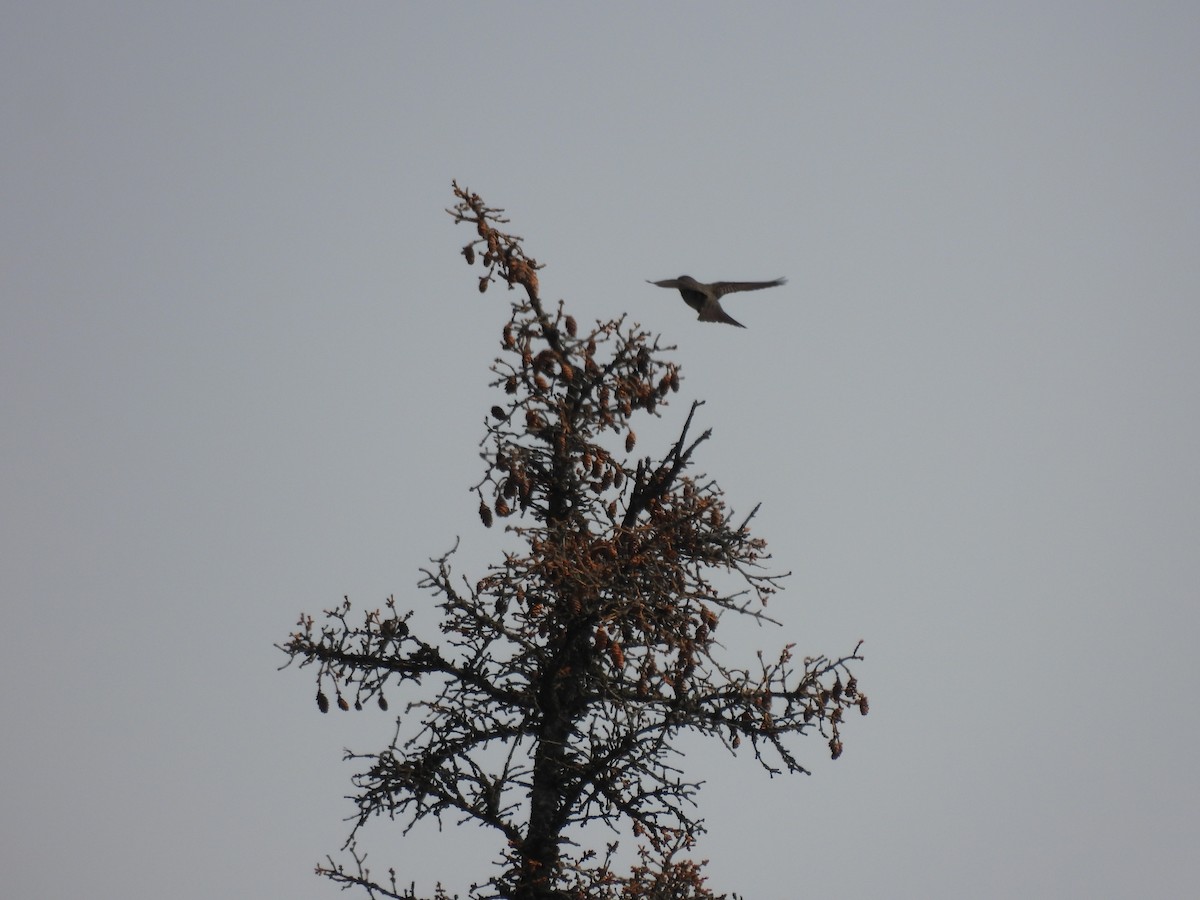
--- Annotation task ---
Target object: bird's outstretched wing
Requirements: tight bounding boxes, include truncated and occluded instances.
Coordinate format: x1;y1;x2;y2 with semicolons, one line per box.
710;278;787;298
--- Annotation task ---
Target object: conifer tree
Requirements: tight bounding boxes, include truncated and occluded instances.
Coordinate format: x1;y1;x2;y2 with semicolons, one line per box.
279;183;867;900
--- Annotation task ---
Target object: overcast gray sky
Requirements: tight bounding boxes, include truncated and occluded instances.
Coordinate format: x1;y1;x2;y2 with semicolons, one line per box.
3;4;1198;898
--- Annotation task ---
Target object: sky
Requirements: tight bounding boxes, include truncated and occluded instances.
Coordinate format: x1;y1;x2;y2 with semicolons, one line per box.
3;3;1198;898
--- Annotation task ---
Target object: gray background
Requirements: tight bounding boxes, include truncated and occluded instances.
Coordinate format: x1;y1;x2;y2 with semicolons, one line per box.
3;3;1197;898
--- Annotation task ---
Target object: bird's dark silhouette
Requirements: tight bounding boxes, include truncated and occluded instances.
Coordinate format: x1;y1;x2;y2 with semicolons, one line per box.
647;275;787;328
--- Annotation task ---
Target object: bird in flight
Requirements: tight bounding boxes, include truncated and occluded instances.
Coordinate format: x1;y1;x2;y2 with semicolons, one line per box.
646;275;787;328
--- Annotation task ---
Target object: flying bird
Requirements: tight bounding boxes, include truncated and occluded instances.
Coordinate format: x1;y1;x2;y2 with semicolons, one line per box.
646;275;787;328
